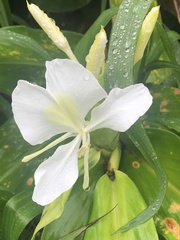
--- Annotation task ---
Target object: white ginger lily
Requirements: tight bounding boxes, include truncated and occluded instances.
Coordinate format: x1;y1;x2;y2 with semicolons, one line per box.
12;59;152;206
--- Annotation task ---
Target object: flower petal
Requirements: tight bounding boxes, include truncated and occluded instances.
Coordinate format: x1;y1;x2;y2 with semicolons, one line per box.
45;59;107;117
12;80;73;145
32;135;81;206
86;84;152;132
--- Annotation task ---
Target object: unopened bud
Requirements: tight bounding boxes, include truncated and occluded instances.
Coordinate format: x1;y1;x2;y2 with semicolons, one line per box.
134;6;160;65
86;26;108;78
26;1;78;62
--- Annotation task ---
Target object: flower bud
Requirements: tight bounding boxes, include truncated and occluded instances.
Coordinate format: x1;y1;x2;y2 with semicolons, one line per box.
86;26;108;78
134;6;160;65
26;1;78;62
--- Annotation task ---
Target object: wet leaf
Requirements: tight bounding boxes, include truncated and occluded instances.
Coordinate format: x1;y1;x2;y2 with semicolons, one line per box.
84;170;158;239
147;85;180;132
0;26;82;95
121;128;180;240
41;163;104;240
1;188;42;240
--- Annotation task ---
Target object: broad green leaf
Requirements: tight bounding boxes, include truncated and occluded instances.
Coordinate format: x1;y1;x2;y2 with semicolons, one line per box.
31;190;71;240
84;171;158;239
0;26;82;95
32;148;101;239
119;121;167;232
0;94;12;125
156;23;180;87
0;119;39;193
0;0;12;26
121;128;180;240
144;60;180;78
74;7;118;65
104;0;167;232
30;0;92;12
0;118;72;239
147;85;180;132
0;28;52;62
138;28;180;86
58;208;116;240
105;0;153;90
1;188;42;240
0;187;14;239
41;162;104;240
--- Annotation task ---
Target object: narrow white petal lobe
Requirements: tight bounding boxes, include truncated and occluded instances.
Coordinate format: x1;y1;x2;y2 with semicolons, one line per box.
32;135;81;206
86;84;152;132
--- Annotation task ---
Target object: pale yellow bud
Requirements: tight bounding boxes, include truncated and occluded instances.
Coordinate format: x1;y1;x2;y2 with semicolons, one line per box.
86;26;108;78
26;1;78;62
134;6;160;65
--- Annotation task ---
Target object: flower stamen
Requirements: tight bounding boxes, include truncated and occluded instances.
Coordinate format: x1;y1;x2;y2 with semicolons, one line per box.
22;132;74;162
82;133;90;190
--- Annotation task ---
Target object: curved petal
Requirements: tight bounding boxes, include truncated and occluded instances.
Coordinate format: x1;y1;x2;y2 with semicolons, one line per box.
45;59;107;117
86;84;152;132
12;80;74;145
32;135;81;206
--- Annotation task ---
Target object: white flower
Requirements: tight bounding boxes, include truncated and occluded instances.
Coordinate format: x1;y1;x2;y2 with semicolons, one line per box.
12;59;152;206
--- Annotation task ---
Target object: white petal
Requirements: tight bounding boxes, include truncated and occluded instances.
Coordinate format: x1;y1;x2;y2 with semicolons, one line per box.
12;80;74;145
86;84;152;132
32;135;81;206
45;59;107;117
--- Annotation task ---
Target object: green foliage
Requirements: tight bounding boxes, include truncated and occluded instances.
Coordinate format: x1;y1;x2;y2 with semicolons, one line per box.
29;0;93;13
0;0;180;240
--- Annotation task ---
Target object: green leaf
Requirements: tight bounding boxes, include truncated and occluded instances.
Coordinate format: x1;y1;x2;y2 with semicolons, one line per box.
58;208;116;240
1;188;42;240
147;85;180;132
74;7;118;65
29;0;92;12
121;128;180;240
156;23;180;87
105;0;153;90
0;28;52;61
117;121;167;232
84;171;158;239
0;187;14;239
0;119;38;193
0;0;12;26
103;0;167;232
41;162;104;240
0;94;12;125
0;26;82;95
31;190;71;240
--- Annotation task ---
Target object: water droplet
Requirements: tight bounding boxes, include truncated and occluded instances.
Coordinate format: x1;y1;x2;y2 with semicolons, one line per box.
112;38;118;46
120;25;125;30
133;5;139;13
112;48;118;54
123;72;129;78
125;40;132;49
134;141;139;147
113;88;120;98
109;64;114;70
84;75;90;81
